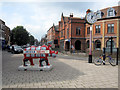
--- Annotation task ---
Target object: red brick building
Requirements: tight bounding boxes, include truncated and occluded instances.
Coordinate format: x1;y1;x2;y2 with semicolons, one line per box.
85;6;120;52
59;13;85;52
0;19;10;46
46;5;120;53
40;34;47;46
47;24;59;48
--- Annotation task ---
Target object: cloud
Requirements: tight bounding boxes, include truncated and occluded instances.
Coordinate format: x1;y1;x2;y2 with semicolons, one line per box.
24;24;43;38
2;13;24;29
1;0;119;2
0;1;119;41
28;5;61;39
91;0;118;11
0;3;3;17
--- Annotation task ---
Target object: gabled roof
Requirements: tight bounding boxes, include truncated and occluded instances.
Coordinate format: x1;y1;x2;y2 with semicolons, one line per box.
61;13;84;23
55;25;59;31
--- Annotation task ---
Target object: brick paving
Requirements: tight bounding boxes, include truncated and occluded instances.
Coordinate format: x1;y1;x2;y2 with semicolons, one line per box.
2;51;118;88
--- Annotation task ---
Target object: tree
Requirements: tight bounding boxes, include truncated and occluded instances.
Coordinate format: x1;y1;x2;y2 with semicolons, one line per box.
11;26;29;46
29;35;35;45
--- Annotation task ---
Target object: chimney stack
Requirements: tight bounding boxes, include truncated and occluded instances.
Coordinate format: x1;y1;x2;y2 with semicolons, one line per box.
70;13;73;17
86;9;91;14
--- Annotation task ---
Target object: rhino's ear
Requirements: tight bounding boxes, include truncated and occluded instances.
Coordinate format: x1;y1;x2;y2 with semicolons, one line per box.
56;51;58;54
52;54;56;58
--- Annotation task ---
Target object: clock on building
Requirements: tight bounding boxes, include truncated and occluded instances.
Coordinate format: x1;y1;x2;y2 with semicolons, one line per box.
86;12;97;25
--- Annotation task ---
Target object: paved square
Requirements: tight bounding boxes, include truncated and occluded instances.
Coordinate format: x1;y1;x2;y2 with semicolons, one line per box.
2;51;118;88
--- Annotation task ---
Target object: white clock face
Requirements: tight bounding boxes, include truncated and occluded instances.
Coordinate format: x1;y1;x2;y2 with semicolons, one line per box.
86;12;97;24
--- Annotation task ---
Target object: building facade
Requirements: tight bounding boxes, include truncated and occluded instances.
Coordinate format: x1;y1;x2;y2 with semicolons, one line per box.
0;19;5;42
47;24;59;48
85;6;120;52
46;5;120;53
59;13;85;52
0;19;10;49
40;34;47;46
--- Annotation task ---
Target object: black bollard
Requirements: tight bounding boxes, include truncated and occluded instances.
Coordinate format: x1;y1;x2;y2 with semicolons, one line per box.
88;55;92;63
116;48;119;65
103;47;106;65
110;37;113;55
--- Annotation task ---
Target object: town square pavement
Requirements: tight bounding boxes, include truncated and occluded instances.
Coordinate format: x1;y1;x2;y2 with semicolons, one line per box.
2;51;118;89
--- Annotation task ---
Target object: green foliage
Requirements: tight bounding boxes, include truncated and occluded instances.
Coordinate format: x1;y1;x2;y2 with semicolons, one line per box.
29;35;35;45
11;26;30;46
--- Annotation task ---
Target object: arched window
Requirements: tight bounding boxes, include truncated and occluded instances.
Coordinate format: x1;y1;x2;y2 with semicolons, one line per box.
107;7;115;17
95;40;101;50
75;40;81;50
65;41;70;51
87;40;89;48
76;27;81;35
106;39;115;48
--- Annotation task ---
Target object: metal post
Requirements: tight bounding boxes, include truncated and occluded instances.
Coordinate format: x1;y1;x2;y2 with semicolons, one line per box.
88;25;92;63
110;37;113;55
71;20;72;54
103;47;106;65
103;47;105;54
116;48;119;65
70;39;72;54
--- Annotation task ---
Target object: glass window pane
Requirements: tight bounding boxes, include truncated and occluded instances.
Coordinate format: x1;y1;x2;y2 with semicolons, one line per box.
108;24;111;27
96;26;98;33
111;27;114;33
79;28;80;35
95;40;101;49
96;26;98;28
87;41;89;48
112;24;114;26
87;27;90;34
76;28;78;35
110;11;113;16
107;24;111;33
99;25;101;28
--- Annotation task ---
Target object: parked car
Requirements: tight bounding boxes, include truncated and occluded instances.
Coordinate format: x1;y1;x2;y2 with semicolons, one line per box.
11;45;23;54
21;45;28;50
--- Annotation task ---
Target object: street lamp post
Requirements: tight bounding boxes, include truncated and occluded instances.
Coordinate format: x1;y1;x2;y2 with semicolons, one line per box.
89;25;92;63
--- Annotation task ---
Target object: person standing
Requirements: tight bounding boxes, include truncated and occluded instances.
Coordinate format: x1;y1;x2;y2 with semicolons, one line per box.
71;45;75;53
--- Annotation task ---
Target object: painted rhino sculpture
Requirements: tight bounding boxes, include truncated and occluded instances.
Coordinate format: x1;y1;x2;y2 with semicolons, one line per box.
23;45;58;67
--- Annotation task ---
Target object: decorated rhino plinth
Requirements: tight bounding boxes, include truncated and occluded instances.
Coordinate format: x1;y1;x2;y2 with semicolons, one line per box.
18;45;58;71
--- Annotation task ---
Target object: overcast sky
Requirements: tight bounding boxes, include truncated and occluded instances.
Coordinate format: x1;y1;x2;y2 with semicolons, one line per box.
0;0;119;41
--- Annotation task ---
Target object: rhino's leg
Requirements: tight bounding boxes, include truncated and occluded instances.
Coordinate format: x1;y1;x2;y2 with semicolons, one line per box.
45;57;50;66
29;58;34;66
23;58;28;66
39;58;44;67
